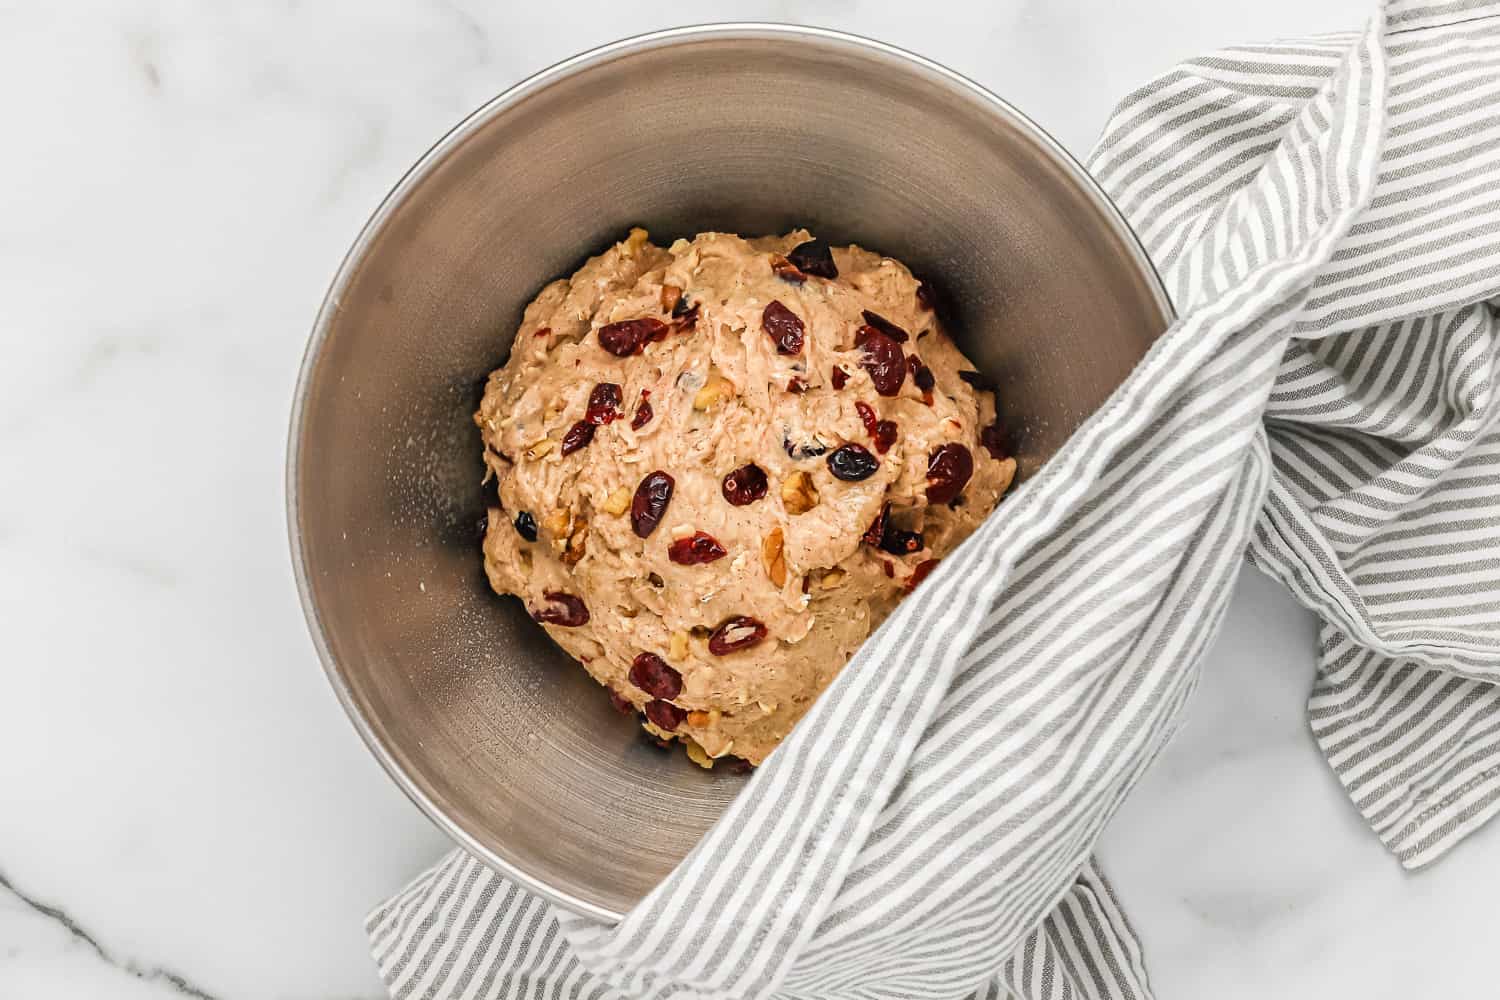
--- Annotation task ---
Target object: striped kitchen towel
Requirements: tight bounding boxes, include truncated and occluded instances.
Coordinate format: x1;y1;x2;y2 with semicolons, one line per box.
369;2;1500;997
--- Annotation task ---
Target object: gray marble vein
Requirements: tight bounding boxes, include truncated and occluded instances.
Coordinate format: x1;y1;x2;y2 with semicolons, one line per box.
0;869;218;1000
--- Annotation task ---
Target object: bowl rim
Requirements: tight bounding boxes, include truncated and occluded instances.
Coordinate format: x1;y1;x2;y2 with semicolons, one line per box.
286;21;1172;923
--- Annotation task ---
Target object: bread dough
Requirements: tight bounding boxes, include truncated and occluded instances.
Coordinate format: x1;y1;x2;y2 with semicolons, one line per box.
476;229;1015;766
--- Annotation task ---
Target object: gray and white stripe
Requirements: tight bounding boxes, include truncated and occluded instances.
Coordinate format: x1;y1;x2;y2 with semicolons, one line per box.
369;2;1500;996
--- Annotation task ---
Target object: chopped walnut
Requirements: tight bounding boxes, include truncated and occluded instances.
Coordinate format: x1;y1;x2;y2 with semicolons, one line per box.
781;471;819;515
599;486;632;516
693;371;733;411
660;283;682;313
561;521;588;566
641;718;676;742
762;527;788;587
541;510;571;539
684;739;715;769
770;254;806;283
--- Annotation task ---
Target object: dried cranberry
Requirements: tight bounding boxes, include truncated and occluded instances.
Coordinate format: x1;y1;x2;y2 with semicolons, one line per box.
852;402;898;452
722;464;768;506
675;303;700;332
879;525;924;556
608;689;636;716
783;434;828;460
981;422;1008;460
828;443;879;481
926;443;974;505
957;369;994;391
598;317;668;356
708;616;768;655
831;366;849;390
771;255;806;283
561;419;595;455
629;652;682;700
863;502;923;554
857;327;905;397
533;326;552;338
787;377;809;394
916;280;937;311
631;391;654;430
861;310;909;343
513;511;538;542
787;239;838;278
668;531;727;565
644;699;686;730
763;301;805;355
532;591;589;627
908;356;936;393
586;383;623;424
631;470;674;537
906;558;940;593
724;756;755;774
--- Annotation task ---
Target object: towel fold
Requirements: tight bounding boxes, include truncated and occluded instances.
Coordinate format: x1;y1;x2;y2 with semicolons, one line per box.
370;3;1500;996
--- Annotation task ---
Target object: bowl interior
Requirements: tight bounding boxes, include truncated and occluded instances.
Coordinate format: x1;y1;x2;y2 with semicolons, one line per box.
290;26;1169;919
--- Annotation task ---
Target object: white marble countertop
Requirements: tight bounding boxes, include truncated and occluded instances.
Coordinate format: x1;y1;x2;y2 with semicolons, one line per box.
5;2;1497;997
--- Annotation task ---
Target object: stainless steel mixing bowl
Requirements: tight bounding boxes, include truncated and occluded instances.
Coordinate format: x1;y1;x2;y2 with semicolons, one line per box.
288;24;1170;920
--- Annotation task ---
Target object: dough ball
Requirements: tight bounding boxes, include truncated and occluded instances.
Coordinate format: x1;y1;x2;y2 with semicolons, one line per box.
475;229;1015;766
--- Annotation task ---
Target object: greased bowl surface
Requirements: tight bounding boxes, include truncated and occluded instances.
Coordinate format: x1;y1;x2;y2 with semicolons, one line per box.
288;24;1170;920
